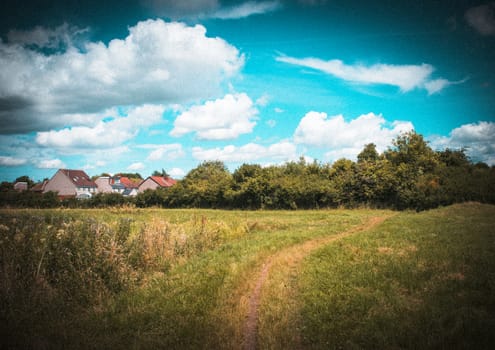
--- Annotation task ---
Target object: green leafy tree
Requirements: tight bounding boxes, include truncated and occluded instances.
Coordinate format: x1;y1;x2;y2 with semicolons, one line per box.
182;161;233;208
116;173;143;180
152;169;170;178
357;143;379;163
385;131;438;172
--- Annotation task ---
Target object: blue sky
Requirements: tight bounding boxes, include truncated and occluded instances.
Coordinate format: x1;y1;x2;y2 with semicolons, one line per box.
0;0;494;181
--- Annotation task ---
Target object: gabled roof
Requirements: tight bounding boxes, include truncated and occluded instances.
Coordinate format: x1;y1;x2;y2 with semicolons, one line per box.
60;169;97;188
149;176;177;187
14;182;28;191
31;180;48;192
119;176;141;188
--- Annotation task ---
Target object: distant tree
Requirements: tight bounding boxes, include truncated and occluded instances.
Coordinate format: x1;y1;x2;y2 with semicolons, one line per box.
152;169;170;178
0;181;13;192
232;164;265;209
438;148;470;167
182;161;233;208
357;143;379;163
116;172;143;180
91;173;111;181
233;164;262;184
385;131;438;172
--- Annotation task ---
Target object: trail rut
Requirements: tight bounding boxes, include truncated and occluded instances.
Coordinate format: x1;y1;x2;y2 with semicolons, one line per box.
242;215;392;350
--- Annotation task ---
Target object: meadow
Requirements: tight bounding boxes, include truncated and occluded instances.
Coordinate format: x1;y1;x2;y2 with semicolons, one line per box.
1;203;494;349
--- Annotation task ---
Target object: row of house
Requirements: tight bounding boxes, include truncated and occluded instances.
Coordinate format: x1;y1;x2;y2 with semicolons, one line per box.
35;169;176;199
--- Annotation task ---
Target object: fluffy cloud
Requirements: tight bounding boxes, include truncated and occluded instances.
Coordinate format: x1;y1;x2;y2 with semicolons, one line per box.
294;111;413;161
0;156;28;166
127;162;146;171
36;159;66;169
36;105;165;152
276;56;455;94
82;160;107;170
143;143;185;161
192;140;296;162
429;121;495;165
171;93;258;140
0;19;243;134
465;2;495;36
169;167;186;178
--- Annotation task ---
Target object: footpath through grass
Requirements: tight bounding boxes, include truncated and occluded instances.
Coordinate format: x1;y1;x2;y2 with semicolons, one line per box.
1;204;494;349
297;203;495;349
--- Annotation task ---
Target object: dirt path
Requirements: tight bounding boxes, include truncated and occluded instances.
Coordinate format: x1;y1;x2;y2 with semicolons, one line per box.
242;215;393;350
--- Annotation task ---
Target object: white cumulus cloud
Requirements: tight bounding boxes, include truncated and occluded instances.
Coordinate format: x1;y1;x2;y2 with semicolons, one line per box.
276;55;456;94
429;121;495;165
36;105;165;152
128;162;146;171
192;140;296;162
169;167;186;178
36;159;66;169
465;2;495;36
171;93;258;140
0;19;243;134
143;143;185;161
294;111;413;161
0;156;28;166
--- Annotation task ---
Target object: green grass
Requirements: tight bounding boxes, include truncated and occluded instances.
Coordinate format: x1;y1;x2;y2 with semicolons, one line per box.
297;203;495;349
1;204;494;349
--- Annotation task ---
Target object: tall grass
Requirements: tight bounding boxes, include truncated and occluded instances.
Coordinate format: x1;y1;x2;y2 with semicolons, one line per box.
0;209;252;349
1;204;494;349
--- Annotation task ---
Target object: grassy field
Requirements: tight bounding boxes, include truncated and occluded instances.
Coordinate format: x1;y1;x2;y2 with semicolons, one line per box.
1;203;494;349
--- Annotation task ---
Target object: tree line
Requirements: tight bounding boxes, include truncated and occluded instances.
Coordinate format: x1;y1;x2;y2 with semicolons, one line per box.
1;131;494;211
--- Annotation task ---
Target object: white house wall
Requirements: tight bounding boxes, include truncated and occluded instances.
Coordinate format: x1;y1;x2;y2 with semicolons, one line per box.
138;178;159;192
95;177;113;193
43;170;77;196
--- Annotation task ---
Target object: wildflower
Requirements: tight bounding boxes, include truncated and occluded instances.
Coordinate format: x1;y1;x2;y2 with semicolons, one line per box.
56;229;65;240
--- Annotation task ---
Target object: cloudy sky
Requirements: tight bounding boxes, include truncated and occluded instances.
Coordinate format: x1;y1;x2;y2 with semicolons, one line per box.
0;0;494;181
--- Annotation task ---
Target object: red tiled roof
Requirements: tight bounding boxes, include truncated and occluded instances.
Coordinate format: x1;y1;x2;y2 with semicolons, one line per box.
60;169;97;187
119;176;141;188
150;176;177;187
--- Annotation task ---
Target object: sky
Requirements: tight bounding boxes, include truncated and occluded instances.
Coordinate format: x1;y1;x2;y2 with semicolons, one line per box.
0;0;494;182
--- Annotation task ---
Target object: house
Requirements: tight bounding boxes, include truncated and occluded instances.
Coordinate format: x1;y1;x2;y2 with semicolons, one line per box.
138;176;177;192
13;182;28;191
43;169;97;198
111;176;140;196
95;175;141;197
95;176;113;193
31;180;48;193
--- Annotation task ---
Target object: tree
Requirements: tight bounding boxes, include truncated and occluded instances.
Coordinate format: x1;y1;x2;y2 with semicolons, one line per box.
357;143;379;163
91;173;111;181
385;131;438;172
116;172;143;180
438;148;470;167
152;169;170;178
182;161;233;208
